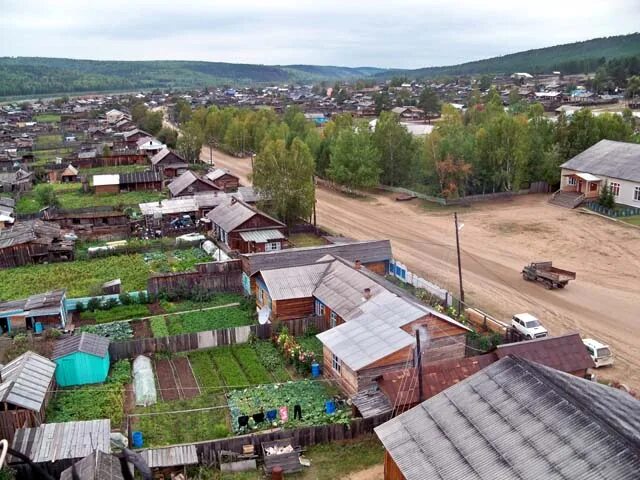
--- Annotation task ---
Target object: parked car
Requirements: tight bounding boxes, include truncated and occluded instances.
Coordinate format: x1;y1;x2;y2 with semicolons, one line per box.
583;338;614;368
511;313;548;339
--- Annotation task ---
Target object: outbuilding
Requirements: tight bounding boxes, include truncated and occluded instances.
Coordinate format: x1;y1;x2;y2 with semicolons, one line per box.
52;332;111;387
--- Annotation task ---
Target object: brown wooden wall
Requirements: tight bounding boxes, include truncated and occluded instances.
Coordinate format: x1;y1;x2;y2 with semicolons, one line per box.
94;184;119;195
273;297;315;321
212;176;239;192
384;451;406;480
365;261;388;276
147;260;243;297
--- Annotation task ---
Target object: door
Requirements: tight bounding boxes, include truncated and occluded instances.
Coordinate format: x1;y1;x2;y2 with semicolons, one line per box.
577;180;584;193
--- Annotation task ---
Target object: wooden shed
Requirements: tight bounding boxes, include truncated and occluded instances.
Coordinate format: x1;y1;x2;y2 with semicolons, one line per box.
0;351;56;444
52;332;111;387
0;220;75;268
149;148;189;178
0;289;68;332
60;450;124;480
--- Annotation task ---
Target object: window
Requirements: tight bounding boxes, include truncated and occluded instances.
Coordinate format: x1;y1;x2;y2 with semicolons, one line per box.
567;177;577;186
635;186;640;202
265;242;281;252
610;182;620;197
330;311;337;328
315;300;325;317
331;353;341;373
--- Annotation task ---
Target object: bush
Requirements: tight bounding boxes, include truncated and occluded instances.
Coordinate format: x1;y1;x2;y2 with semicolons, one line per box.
119;292;133;305
101;298;119;311
44;328;62;340
75;301;86;313
13;333;28;346
87;297;101;312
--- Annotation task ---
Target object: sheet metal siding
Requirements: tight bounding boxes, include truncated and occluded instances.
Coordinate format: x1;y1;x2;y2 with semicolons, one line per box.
55;351;110;387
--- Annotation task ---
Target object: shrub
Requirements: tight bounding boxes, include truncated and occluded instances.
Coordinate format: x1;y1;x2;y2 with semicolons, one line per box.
75;301;86;313
119;292;133;305
13;333;28;346
87;297;101;312
44;328;62;340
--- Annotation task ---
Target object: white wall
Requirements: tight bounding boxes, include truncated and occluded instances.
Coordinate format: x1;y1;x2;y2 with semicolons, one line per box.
561;169;640;208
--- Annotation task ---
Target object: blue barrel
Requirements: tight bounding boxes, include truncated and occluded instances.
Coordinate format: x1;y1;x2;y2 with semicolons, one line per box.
34;322;43;334
132;431;143;448
311;362;320;378
325;400;336;414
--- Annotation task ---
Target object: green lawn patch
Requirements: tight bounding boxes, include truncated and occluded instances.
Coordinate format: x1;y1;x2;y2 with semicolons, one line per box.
35;113;61;123
227;379;350;434
81;164;150;175
621;215;640;226
288;233;327;248
80;304;150;324
35;134;63;149
159;293;244;313
164;306;253;336
46;360;131;427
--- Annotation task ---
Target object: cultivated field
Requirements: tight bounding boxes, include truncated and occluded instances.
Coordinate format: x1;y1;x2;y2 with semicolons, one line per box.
204;146;640;391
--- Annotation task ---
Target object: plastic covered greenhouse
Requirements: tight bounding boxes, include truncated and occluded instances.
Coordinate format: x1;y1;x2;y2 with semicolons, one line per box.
133;355;157;406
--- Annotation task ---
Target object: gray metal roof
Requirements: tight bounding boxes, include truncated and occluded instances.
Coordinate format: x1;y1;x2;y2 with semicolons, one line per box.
375;356;640;480
0;351;56;411
239;229;286;243
60;450;124;480
24;289;65;311
11;419;111;464
207;198;283;233
205;168;236;182
52;332;110;360
139;445;198;468
260;262;331;301
317;316;414;371
560;139;640;182
119;171;161;185
242;239;392;275
168;170;220;196
139;197;198;216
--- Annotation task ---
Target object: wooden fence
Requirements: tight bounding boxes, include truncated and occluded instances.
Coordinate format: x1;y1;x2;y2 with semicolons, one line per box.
109;316;325;361
147;260;243;297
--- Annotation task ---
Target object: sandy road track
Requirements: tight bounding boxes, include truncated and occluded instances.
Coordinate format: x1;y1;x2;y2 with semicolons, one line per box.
203;146;640;390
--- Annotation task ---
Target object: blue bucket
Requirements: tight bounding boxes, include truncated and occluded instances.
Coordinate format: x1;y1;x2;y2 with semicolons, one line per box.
325;400;336;414
311;362;320;378
132;431;143;448
34;322;43;334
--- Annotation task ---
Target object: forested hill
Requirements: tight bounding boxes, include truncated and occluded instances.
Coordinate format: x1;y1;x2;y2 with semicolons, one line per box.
0;58;385;97
382;33;640;79
1;33;638;97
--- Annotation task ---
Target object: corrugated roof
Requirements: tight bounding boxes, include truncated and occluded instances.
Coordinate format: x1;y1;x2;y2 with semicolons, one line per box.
560;139;640;183
0;351;56;411
239;229;286;243
11;419;111;463
60;450;124;480
496;332;594;372
242;239;392;275
375;356;640;480
139;445;198;468
168;170;220;196
317;317;414;371
205;168;236;182
260;262;331;301
119;171;161;185
207;198;283;232
52;332;110;360
24;289;65;310
139;197;198;216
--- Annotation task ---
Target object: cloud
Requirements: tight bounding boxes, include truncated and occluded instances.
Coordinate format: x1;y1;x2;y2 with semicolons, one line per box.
0;0;638;68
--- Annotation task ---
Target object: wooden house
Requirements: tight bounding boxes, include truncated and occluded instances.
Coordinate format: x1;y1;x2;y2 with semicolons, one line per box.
136;137;165;156
207;198;287;253
41;206;129;240
10;419;111;479
150;148;189;178
118;171;162;192
0;351;56;444
375;356;640;480
52;333;110;387
48;164;79;183
0;220;74;268
93;174;120;194
205;168;240;192
168;170;221;197
121;128;151;148
0;289;69;332
0;168;33;193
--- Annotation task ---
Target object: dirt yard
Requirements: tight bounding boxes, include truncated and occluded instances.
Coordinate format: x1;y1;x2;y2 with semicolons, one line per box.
155;358;200;401
203;147;640;391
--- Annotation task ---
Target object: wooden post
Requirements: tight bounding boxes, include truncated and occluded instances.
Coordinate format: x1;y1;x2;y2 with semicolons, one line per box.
454;212;464;305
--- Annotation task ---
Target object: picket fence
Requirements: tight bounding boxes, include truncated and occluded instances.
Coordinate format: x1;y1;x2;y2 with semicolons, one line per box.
388;259;452;306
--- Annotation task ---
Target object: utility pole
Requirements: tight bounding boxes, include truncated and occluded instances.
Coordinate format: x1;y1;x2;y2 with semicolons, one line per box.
416;329;424;404
454;212;464;307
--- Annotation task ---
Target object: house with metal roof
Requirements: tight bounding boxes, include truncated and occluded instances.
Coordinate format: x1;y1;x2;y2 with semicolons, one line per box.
0;289;68;332
207;198;286;254
52;332;111;387
375;356;640;480
11;419;111;479
168;170;221;197
0;351;56;443
205;168;240;192
555;139;640;208
149;148;189;178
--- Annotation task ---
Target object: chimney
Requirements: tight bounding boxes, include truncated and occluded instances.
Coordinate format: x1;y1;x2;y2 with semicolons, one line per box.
354;259;361;270
363;287;372;300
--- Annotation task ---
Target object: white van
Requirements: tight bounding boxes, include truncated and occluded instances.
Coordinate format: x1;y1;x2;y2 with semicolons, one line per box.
583;338;614;368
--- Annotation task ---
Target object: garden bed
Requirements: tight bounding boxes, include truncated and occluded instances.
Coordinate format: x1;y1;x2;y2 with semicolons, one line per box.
162;306;252;336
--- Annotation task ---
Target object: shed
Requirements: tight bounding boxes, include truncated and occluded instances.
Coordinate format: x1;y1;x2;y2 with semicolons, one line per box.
60;450;124;480
0;351;56;443
139;445;198;477
52;333;110;387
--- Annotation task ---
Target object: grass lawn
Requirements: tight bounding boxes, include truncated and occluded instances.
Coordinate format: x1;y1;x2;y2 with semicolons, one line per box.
35;113;61;123
15;184;165;214
621;215;640;226
46;360;131;428
31;147;73;165
80;304;151;324
163;306;253;336
81;164;150;175
193;436;384;480
288;233;327;248
35;134;63;149
159;293;244;313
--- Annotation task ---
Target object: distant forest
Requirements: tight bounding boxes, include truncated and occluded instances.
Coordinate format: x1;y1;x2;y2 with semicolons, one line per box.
0;33;638;97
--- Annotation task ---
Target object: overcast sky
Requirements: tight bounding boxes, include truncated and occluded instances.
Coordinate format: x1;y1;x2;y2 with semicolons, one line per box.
1;0;639;69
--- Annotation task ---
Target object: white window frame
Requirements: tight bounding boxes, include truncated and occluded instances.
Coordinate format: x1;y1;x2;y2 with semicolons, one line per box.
331;353;341;373
315;300;325;317
634;186;640;202
610;182;620;197
567;177;577;186
265;241;281;252
330;311;337;328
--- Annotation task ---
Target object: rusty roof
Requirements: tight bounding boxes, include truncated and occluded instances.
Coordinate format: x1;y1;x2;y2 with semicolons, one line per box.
495;332;594;372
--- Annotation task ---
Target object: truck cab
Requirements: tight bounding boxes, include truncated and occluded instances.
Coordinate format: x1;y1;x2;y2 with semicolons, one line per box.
511;313;548;339
583;338;614;368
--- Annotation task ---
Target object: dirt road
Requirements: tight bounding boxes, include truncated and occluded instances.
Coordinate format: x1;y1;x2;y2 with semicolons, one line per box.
203;146;640;390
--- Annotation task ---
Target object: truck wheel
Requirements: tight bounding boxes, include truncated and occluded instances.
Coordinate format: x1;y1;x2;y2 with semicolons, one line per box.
544;282;552;290
558;284;565;289
522;272;528;280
